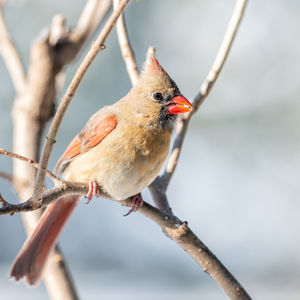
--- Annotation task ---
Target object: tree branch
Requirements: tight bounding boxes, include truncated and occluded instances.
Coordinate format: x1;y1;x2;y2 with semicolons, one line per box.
113;0;139;85
32;0;131;206
160;0;248;189
0;178;251;299
0;149;60;184
76;0;112;39
0;2;26;94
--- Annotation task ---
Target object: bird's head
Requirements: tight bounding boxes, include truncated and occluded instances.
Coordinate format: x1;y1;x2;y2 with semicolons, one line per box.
129;48;192;128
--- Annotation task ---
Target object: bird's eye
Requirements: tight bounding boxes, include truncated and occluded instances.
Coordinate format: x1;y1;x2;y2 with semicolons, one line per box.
153;92;163;101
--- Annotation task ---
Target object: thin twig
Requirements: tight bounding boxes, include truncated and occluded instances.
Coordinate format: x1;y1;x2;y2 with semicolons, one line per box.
0;3;26;93
113;0;139;85
77;0;112;39
32;0;131;205
0;149;60;184
161;0;248;189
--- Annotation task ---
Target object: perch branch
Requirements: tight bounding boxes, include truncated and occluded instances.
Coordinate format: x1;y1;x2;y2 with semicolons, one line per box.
32;0;131;205
160;0;248;189
113;0;139;85
0;180;251;299
0;3;26;93
0;182;109;216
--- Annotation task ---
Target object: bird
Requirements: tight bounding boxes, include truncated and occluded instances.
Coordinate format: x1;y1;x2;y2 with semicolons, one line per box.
10;49;192;285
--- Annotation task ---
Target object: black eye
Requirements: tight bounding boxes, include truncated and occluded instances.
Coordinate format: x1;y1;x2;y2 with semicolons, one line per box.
153;92;163;101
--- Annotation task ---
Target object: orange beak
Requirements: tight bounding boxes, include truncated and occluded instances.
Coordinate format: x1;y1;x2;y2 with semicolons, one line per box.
166;94;193;115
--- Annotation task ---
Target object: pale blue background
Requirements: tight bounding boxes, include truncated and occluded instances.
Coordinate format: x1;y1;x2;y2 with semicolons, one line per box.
0;0;300;299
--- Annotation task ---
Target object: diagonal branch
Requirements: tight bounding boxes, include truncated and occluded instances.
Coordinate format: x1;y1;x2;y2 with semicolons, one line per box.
77;0;112;39
0;2;26;94
32;0;131;205
0;149;60;184
0;180;251;299
160;0;248;189
113;0;139;85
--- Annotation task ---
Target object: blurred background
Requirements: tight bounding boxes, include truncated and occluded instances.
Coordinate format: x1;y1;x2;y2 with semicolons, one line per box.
1;0;300;299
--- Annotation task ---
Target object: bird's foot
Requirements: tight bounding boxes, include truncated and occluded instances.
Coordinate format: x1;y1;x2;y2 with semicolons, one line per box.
85;180;99;203
123;193;143;216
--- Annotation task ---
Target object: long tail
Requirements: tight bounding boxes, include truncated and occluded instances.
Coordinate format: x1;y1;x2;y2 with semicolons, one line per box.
10;195;79;285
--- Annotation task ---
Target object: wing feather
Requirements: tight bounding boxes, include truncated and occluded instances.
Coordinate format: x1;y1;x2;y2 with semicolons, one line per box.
54;114;117;175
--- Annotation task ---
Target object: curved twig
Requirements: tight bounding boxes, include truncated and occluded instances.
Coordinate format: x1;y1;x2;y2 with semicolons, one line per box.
77;0;112;39
0;149;60;184
161;0;248;189
113;0;139;85
0;3;26;93
32;0;131;205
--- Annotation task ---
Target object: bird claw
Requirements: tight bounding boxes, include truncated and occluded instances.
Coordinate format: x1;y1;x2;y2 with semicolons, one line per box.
123;193;143;216
85;180;99;204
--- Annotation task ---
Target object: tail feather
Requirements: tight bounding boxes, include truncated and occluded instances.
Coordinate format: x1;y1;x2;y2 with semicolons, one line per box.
10;196;79;285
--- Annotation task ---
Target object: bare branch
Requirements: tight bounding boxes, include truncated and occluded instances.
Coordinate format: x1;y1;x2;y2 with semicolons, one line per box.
148;176;173;215
49;0;112;67
137;204;251;300
0;149;60;184
0;3;26;93
77;0;112;39
0;180;251;299
32;0;131;205
0;182;84;216
160;0;248;189
113;0;139;85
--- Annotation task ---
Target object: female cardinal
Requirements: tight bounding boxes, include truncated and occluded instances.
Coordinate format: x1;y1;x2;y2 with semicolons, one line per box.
10;50;192;285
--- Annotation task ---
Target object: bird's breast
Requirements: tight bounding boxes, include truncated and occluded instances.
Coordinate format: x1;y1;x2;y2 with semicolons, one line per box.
64;124;172;200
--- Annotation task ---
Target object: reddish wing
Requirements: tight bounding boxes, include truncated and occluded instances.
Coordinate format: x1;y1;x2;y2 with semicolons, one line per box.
55;114;117;175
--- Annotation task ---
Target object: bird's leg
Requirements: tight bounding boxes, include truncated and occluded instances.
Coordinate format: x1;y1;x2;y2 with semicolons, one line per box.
86;180;99;203
123;193;143;216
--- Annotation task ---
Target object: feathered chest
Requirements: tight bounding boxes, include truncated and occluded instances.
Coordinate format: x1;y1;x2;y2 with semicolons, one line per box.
64;120;172;200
